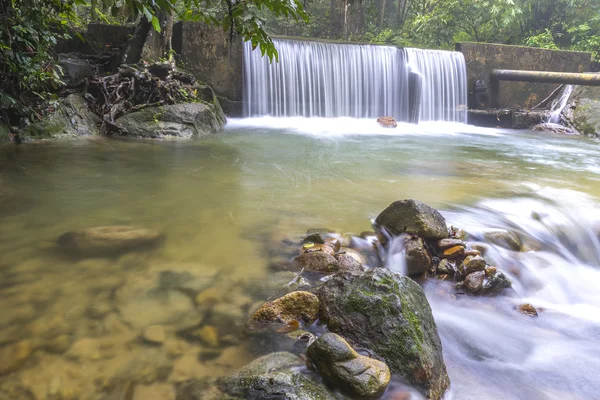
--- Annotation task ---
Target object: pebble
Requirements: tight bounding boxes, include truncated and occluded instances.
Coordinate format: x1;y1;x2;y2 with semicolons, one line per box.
0;340;32;375
143;325;166;344
196;326;219;347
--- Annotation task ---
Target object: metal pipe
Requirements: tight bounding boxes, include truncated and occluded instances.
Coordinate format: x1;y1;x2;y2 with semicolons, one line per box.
491;69;600;85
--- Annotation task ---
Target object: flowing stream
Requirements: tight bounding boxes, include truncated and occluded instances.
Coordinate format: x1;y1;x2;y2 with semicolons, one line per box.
1;120;600;399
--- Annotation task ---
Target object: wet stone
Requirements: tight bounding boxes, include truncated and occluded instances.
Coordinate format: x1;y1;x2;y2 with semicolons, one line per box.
442;245;465;259
436;238;465;249
404;236;432;276
292;252;339;274
461;255;486;275
249;291;319;330
517;304;538;317
437;259;455;275
375;199;448;240
301;242;336;256
307;332;391;398
335;254;364;273
463;271;485;294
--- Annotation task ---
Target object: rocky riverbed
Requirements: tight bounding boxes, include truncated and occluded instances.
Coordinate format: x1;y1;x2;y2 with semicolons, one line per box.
0;196;530;399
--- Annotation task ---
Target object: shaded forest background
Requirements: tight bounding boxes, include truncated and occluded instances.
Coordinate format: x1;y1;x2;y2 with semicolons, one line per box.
266;0;600;61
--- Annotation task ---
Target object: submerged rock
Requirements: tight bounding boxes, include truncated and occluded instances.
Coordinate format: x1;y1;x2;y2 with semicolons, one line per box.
315;268;449;399
484;230;522;251
249;291;319;330
375;199;448;240
58;225;163;256
142;325;166;345
0;340;32;375
307;332;391;398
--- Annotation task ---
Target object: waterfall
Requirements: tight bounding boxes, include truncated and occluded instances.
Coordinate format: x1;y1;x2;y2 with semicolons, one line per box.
243;38;468;123
405;48;468;123
548;85;574;124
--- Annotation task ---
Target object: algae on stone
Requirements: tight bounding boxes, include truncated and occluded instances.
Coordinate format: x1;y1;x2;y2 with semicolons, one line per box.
315;268;449;399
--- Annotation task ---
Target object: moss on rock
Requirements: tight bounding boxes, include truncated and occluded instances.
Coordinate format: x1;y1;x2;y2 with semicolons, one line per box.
315;268;449;400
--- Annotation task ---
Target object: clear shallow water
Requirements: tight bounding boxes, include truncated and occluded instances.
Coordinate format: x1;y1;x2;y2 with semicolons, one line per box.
1;119;600;399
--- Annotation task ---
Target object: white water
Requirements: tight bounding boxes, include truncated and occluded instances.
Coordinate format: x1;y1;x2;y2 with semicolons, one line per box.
549;85;574;124
409;187;600;399
243;39;468;123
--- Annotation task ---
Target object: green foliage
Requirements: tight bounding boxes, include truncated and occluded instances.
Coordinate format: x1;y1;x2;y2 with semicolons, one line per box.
523;29;560;50
0;0;84;123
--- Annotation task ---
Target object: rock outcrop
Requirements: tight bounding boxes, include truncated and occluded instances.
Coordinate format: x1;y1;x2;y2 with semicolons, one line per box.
116;102;225;139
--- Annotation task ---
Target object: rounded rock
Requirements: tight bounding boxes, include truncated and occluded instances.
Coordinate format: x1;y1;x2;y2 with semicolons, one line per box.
250;291;319;329
375;199;448;240
307;332;391;398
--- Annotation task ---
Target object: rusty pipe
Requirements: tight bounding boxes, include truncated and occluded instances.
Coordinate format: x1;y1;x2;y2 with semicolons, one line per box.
491;69;600;85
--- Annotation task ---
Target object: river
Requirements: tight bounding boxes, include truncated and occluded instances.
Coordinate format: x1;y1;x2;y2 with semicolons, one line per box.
1;118;599;399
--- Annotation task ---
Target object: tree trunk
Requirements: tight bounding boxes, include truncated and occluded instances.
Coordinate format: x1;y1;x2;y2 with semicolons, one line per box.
140;8;174;62
380;0;387;27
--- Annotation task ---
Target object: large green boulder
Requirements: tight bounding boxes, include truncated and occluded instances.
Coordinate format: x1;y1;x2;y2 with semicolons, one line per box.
22;94;100;139
566;85;600;136
315;268;449;399
375;199;448;239
178;352;335;400
116;101;225;139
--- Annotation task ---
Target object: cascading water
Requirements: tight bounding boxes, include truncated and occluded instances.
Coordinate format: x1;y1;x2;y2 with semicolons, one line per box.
405;48;468;123
243;38;468;123
548;84;574;124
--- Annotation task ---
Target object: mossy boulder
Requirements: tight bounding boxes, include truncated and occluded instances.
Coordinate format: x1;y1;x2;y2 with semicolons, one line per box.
21;94;100;139
315;268;449;399
116;102;225;139
566;85;600;136
375;199;448;240
307;332;390;398
218;352;336;400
